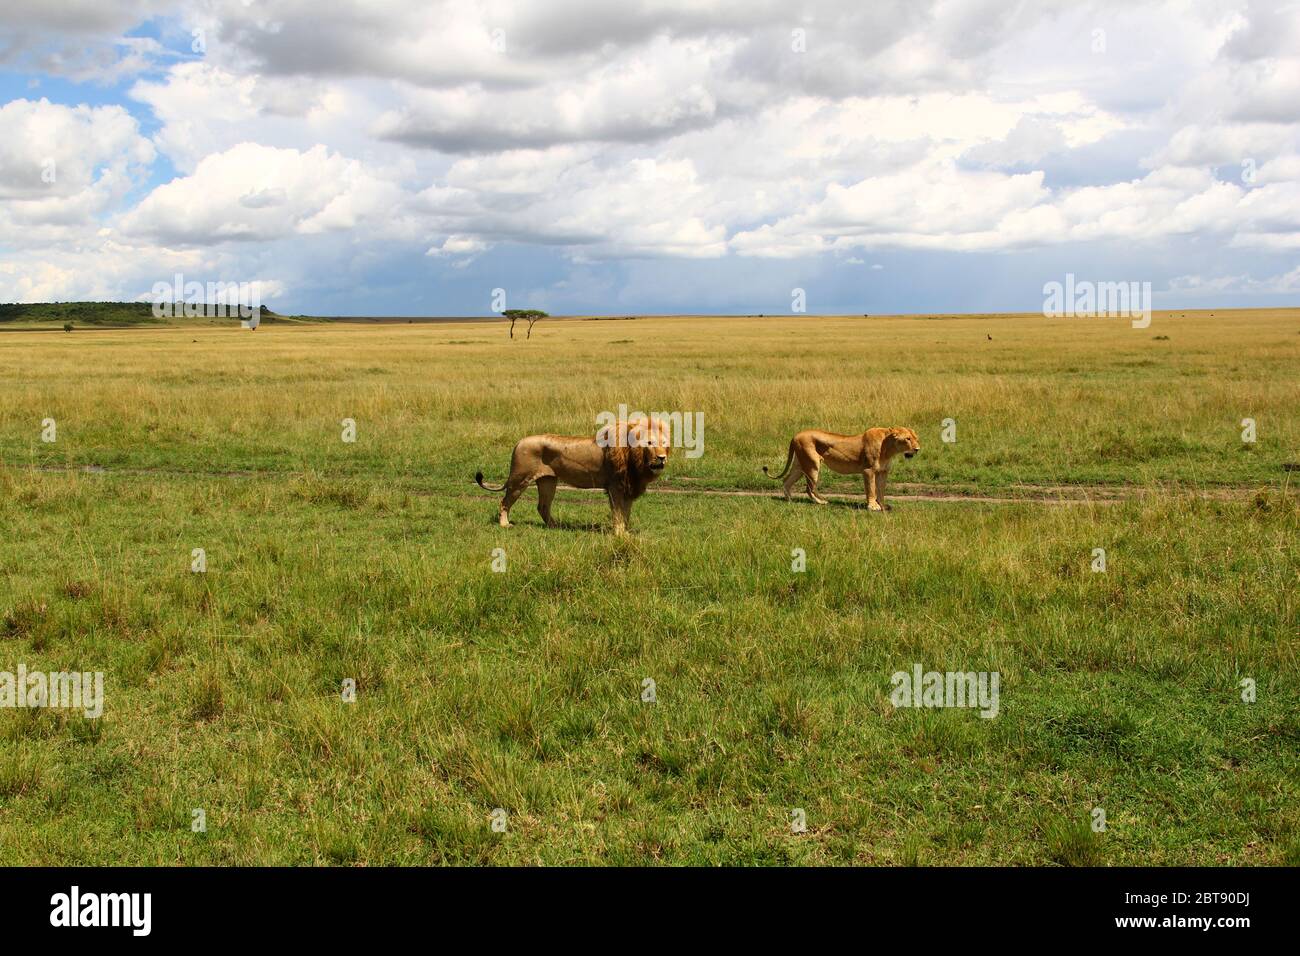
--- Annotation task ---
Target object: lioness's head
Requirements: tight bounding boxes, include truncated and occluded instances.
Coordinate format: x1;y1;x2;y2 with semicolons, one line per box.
888;427;920;459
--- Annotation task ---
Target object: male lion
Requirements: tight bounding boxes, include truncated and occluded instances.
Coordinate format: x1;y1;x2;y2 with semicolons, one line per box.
475;417;670;534
764;426;919;510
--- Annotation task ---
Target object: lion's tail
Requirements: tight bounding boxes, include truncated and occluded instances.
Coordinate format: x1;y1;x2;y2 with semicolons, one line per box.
763;441;796;480
475;470;506;493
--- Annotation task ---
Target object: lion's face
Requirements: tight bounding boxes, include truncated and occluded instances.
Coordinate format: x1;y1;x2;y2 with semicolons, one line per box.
629;418;671;471
892;427;920;459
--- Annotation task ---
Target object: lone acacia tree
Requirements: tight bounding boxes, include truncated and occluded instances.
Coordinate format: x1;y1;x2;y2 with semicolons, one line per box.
504;308;548;339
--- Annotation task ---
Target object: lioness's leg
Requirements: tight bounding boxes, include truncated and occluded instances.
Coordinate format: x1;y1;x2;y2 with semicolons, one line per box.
536;476;558;527
806;463;829;504
793;444;828;504
781;459;801;501
864;470;883;511
877;469;891;511
499;475;531;527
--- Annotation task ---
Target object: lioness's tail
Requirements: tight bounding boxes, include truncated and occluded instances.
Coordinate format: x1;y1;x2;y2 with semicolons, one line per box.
475;471;506;493
763;441;796;480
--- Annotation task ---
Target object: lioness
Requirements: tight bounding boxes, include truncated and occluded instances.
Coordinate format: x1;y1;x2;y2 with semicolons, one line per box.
475;417;670;534
764;426;920;510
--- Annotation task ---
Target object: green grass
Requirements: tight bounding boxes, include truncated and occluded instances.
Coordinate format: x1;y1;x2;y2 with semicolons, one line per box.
0;469;1295;864
0;310;1296;865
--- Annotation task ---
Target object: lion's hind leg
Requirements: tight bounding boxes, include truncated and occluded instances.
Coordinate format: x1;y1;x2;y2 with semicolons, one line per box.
795;445;829;504
786;442;823;503
499;473;532;527
781;459;800;501
806;467;830;504
536;476;559;527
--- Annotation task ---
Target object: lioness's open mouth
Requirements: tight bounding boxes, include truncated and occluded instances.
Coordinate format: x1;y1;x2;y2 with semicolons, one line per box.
905;451;915;458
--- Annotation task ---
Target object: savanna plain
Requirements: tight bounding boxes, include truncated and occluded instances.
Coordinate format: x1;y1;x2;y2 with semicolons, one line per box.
0;309;1296;865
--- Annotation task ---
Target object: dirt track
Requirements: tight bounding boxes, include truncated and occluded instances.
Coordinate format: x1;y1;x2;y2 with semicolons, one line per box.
11;462;1280;506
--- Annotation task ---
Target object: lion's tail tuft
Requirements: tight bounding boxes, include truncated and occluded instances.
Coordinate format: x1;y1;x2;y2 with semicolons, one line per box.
475;470;506;493
763;441;796;480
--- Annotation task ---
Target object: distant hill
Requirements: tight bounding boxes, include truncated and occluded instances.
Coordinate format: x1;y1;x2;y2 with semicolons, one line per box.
0;301;297;329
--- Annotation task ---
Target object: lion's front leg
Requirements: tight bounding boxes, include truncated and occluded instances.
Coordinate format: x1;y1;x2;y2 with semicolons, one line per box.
865;470;884;511
877;469;891;511
608;488;630;535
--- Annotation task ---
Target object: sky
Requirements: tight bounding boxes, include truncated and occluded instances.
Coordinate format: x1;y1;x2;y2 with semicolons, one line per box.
0;0;1298;316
